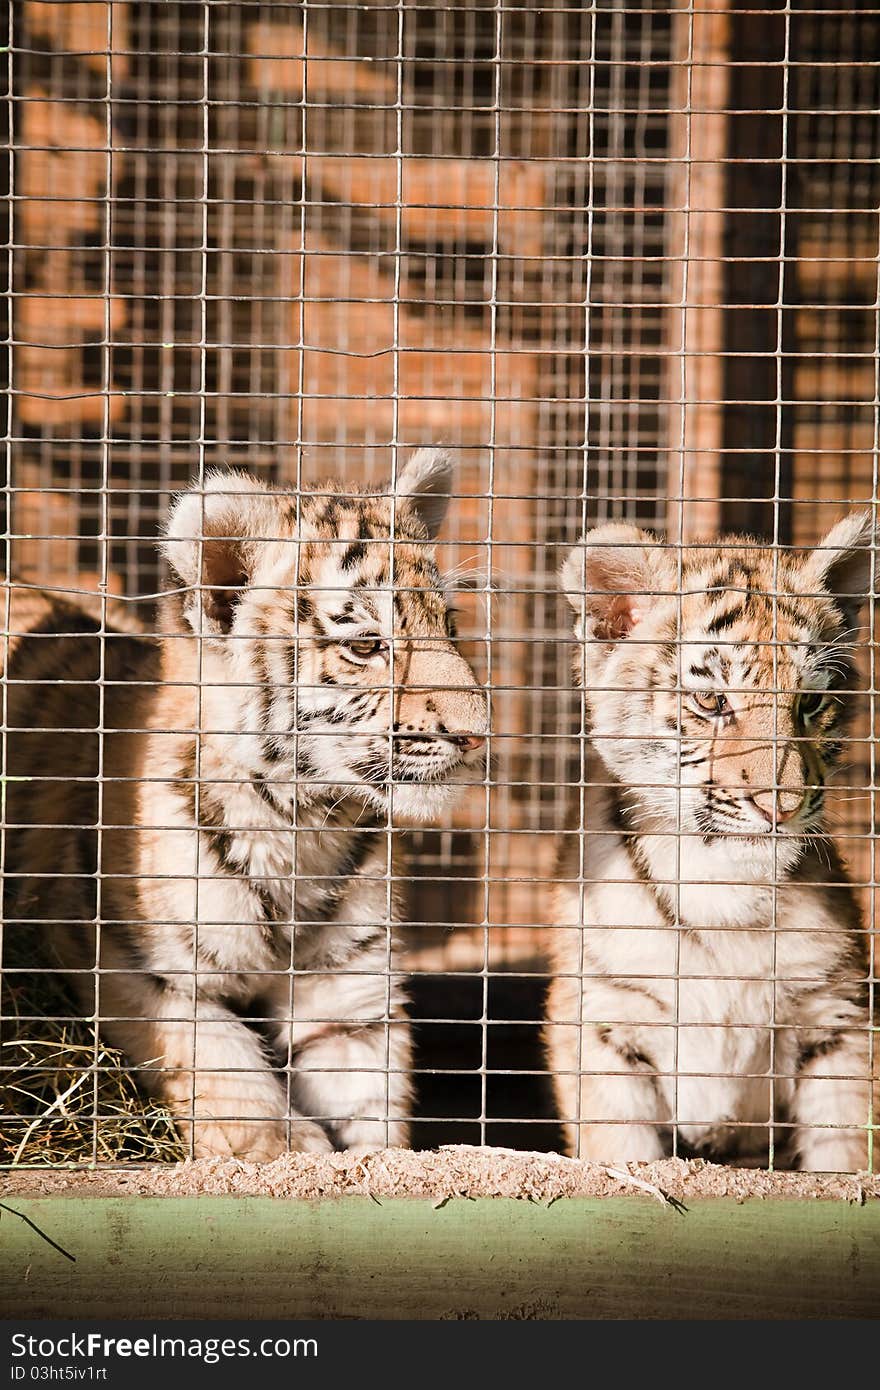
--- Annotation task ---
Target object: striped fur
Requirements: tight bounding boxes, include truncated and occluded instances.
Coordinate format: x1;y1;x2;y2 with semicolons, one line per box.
3;450;487;1160
545;514;876;1171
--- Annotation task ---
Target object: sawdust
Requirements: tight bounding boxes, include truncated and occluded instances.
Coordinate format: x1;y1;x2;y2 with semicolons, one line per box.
3;1145;879;1203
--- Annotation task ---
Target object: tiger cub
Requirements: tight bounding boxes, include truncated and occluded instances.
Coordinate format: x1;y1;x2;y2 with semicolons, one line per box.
4;448;487;1160
545;514;876;1171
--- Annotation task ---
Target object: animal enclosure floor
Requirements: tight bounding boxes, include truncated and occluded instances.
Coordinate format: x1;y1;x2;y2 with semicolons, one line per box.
3;1147;878;1204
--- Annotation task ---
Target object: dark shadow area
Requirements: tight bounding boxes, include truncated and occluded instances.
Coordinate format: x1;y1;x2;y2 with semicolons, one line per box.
409;970;564;1153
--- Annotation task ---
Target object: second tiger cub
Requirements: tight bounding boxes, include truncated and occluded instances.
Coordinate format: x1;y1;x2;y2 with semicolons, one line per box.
545;514;876;1171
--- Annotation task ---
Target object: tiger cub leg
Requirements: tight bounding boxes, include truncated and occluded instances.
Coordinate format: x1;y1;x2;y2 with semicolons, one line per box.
545;976;666;1162
267;970;412;1152
99;971;333;1161
791;1027;872;1173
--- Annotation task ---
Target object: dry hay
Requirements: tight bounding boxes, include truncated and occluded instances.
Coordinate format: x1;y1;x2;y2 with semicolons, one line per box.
0;956;185;1167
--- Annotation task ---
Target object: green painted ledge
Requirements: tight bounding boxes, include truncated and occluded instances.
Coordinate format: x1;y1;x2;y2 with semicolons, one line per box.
1;1197;879;1320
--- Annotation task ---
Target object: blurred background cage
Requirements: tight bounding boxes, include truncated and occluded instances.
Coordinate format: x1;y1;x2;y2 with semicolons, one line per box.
1;0;878;1164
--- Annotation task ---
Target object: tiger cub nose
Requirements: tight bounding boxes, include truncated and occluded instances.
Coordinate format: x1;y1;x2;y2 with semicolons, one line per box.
450;734;486;753
751;788;805;824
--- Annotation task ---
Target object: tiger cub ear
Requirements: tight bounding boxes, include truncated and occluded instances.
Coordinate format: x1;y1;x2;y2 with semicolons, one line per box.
801;510;876;634
161;470;282;636
561;523;676;645
393;447;454;540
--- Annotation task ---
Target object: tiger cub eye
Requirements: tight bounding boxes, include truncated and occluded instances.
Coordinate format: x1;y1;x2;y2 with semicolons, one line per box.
345;638;386;659
797;690;827;722
693;690;731;717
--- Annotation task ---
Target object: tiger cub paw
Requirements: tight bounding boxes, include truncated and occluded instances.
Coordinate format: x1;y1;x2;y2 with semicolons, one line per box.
187;1116;333;1162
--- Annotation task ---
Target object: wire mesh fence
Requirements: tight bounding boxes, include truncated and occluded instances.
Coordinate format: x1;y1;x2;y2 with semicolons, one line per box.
0;0;877;1172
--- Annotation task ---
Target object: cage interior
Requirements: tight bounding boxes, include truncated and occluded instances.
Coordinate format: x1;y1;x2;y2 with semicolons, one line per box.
1;0;877;1173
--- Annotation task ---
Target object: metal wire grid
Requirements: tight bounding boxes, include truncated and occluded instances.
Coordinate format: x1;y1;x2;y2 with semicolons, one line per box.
0;0;877;1169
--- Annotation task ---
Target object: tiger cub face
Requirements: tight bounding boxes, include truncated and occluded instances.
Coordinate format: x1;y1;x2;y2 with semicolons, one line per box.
161;448;488;820
561;513;874;876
